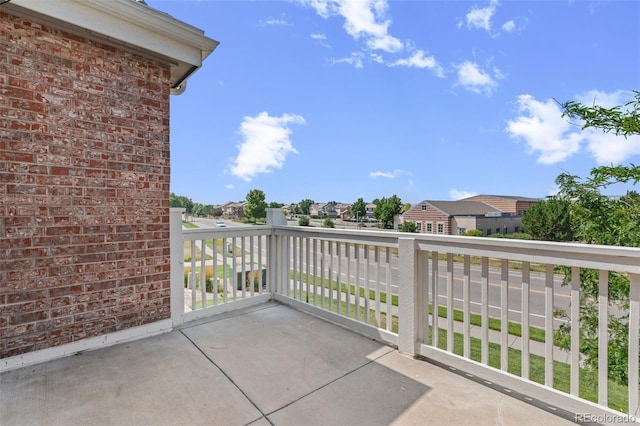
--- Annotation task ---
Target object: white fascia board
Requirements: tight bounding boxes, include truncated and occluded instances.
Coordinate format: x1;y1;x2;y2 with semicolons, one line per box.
6;0;219;90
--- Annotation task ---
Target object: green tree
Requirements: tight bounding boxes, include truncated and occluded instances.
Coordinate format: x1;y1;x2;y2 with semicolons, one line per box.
169;193;194;213
561;90;640;137
553;91;640;385
269;202;284;208
401;203;412;214
351;198;367;222
298;199;315;215
521;197;574;242
210;206;223;218
400;221;417;233
373;195;402;229
286;203;300;217
244;189;267;224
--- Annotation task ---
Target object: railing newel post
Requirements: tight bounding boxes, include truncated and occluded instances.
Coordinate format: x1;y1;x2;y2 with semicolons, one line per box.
398;237;421;356
170;208;186;327
266;208;287;298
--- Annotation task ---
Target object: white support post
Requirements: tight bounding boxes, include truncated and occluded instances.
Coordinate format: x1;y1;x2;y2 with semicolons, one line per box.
266;208;287;296
170;208;186;327
266;207;287;226
398;237;420;356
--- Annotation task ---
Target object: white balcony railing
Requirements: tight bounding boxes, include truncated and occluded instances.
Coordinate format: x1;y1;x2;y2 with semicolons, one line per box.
170;208;640;419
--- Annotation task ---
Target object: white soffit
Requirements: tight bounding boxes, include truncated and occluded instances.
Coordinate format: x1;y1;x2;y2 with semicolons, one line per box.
4;0;219;93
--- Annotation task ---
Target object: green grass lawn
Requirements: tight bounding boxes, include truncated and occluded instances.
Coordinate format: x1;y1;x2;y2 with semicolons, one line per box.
289;286;631;413
289;271;546;342
433;327;631;413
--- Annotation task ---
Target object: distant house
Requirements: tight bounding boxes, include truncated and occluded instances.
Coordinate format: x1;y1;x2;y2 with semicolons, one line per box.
221;201;247;219
462;195;539;216
335;203;351;219
401;196;539;236
1;0;217;360
365;203;376;220
309;203;337;218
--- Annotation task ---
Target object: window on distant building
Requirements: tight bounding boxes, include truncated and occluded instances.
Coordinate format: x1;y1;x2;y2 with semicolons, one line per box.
514;226;519;233
417;222;422;232
437;223;444;233
426;223;432;232
421;204;426;211
459;227;466;234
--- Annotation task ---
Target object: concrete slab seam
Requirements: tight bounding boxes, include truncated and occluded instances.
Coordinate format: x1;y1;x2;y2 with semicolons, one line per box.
264;348;396;419
178;329;274;426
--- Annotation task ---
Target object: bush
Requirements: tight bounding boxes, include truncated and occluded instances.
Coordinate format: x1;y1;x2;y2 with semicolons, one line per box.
400;221;417;233
461;229;483;237
246;271;262;292
298;215;310;226
184;266;220;293
322;218;335;228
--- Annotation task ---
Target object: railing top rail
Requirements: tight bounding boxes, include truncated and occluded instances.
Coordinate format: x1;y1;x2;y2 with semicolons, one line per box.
272;225;399;248
182;226;272;240
411;234;640;273
180;221;640;272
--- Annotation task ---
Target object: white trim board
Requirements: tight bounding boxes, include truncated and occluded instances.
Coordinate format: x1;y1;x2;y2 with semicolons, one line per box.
1;319;173;373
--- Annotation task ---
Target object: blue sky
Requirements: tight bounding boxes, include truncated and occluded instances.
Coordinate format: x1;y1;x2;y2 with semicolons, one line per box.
148;0;640;206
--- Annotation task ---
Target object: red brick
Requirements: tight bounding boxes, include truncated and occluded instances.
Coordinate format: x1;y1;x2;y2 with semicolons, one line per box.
11;310;49;325
1;10;171;359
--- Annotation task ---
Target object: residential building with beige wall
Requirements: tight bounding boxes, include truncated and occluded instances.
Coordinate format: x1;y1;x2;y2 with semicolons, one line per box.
401;195;540;236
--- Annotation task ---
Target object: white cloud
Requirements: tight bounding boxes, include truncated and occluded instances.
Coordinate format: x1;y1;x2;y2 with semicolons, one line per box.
455;61;498;95
296;0;441;72
302;0;333;18
229;112;305;181
575;89;631;110
266;18;288;25
502;20;515;32
584;130;640;164
258;15;289;27
506;95;583;164
466;0;498;32
450;189;478;200
298;0;402;53
338;0;403;53
366;34;403;53
388;50;445;77
507;91;640;165
463;1;521;36
330;52;364;68
370;171;394;178
225;184;234;190
311;32;331;48
369;169;412;179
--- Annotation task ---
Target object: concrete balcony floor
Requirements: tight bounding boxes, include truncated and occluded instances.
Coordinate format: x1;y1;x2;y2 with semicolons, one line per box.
1;302;576;426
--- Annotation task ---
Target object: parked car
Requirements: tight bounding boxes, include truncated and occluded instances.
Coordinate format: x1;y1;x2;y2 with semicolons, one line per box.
215;220;226;228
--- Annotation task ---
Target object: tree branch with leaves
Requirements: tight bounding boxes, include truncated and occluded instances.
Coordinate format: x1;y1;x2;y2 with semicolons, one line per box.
553;90;640;385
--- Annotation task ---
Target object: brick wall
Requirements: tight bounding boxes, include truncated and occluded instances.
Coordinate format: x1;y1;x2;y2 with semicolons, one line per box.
0;11;172;358
403;207;451;235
